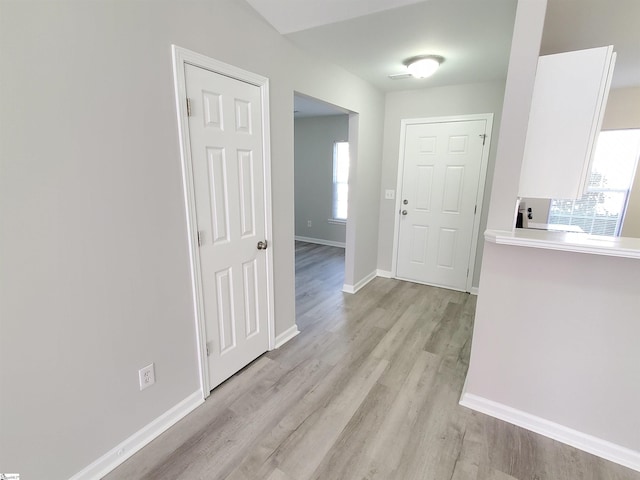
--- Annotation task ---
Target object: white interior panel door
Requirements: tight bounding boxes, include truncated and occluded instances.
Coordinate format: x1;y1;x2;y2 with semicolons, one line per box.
185;64;269;390
395;120;487;291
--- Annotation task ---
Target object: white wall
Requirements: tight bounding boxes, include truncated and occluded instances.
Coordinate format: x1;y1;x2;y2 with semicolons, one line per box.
0;1;384;478
376;81;507;287
468;243;640;452
294;115;349;244
465;0;640;468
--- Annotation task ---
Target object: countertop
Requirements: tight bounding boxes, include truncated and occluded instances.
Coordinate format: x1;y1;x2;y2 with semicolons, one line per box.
485;228;640;259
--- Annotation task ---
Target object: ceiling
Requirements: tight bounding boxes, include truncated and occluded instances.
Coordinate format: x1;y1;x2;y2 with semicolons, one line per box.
247;0;640;102
293;94;349;118
248;0;517;94
244;0;426;35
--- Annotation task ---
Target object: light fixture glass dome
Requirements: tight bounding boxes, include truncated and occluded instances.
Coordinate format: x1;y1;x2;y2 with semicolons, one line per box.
404;55;444;79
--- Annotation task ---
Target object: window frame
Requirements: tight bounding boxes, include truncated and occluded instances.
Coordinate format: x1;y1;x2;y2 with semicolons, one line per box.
547;129;640;236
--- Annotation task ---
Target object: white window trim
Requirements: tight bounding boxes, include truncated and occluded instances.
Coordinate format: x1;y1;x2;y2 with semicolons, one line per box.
327;218;346;225
547;129;640;237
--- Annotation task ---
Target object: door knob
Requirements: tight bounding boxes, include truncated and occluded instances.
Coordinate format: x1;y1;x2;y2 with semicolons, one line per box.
401;210;408;216
257;240;268;250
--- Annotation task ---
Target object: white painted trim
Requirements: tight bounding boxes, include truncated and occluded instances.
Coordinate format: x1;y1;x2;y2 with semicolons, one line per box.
342;113;359;291
376;269;393;278
327;218;347;226
274;325;300;349
70;391;203;480
342;270;377;294
466;115;493;292
485;228;640;260
394;275;467;293
470;286;479;295
391;114;494;293
171;45;276;395
259;78;276;353
342;284;357;294
171;46;209;396
459;393;640;473
294;235;346;248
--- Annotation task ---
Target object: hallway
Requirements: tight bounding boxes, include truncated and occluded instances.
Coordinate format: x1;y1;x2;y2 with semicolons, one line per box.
106;243;640;479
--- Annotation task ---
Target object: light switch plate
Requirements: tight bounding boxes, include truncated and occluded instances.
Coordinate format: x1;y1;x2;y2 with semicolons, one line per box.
385;189;395;200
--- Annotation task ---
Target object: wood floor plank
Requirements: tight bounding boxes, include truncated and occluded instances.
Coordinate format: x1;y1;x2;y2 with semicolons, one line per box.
105;242;640;480
308;382;397;480
310;351;436;480
140;358;331;480
274;355;389;479
364;350;441;474
265;468;293;480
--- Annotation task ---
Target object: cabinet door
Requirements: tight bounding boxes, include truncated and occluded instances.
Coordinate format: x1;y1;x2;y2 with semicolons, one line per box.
518;45;615;199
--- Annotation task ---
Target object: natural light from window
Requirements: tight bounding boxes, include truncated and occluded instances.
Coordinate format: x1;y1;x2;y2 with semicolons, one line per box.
332;141;350;221
548;129;640;236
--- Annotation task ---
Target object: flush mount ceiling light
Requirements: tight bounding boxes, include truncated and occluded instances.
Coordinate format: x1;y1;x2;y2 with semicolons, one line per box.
405;55;444;78
389;55;445;80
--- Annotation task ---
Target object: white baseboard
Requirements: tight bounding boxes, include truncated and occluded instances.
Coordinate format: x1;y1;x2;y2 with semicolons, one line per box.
470;287;479;295
459;392;640;473
70;391;203;480
294;236;345;248
274;324;300;348
376;269;393;278
342;270;377;294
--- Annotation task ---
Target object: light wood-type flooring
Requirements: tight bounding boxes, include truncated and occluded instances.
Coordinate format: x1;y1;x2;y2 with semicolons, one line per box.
106;241;640;480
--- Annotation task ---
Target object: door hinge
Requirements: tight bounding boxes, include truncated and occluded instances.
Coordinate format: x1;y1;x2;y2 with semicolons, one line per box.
186;97;193;117
206;343;210;356
474;205;477;215
479;133;487;145
467;268;470;278
197;230;204;247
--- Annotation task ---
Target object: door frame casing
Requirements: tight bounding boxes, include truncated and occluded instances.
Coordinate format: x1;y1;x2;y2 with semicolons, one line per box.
391;114;493;293
171;45;275;398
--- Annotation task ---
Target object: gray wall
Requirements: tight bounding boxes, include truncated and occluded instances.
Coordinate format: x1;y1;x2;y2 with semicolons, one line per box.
605;87;640;238
376;81;507;288
294;115;349;245
0;1;384;478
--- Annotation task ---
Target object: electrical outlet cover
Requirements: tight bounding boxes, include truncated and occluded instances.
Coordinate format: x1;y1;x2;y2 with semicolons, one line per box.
138;363;155;391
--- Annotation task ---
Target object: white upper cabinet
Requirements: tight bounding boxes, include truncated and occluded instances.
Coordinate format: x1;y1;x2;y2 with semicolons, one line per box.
519;46;616;199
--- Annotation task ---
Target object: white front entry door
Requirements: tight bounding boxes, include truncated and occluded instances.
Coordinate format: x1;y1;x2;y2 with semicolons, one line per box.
185;63;271;390
395;118;490;291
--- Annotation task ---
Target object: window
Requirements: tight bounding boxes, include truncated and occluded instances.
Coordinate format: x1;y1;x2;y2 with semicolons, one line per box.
548;129;640;236
332;141;350;221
